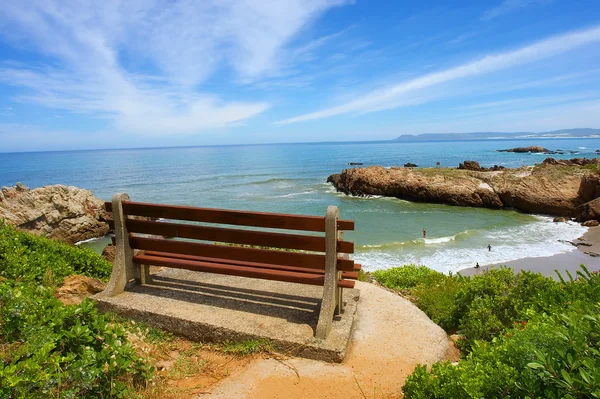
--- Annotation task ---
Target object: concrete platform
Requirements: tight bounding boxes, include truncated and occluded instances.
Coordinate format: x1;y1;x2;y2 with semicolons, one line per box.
93;268;360;363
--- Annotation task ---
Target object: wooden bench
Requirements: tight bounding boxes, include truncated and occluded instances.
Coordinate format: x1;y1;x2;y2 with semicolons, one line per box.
101;193;359;339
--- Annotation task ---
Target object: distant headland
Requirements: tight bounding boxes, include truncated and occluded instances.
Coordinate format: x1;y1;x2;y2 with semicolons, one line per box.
394;128;600;142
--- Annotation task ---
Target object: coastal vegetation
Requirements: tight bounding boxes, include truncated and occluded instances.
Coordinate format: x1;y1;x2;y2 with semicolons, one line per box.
0;222;267;398
373;264;600;398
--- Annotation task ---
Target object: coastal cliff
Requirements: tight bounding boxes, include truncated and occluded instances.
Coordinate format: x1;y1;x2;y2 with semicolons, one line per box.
327;158;600;217
0;183;109;243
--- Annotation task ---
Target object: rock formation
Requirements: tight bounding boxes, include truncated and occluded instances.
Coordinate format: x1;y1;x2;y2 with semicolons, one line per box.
0;183;109;244
102;244;116;263
56;275;106;306
327;160;600;217
498;146;550;153
404;163;418;168
458;160;482;171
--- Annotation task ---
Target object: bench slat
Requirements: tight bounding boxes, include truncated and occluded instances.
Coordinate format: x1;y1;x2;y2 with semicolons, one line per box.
104;201;354;231
143;251;358;279
134;253;355;288
130;236;356;272
124;219;354;254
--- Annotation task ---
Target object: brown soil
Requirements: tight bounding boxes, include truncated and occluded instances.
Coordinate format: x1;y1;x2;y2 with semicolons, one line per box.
56;275;105;305
128;332;258;399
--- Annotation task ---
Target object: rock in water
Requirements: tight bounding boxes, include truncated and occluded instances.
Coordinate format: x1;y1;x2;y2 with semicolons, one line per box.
404;163;418;168
583;220;600;227
497;146;550;153
102;244;116;263
0;183;109;244
327;163;595;216
458;160;481;171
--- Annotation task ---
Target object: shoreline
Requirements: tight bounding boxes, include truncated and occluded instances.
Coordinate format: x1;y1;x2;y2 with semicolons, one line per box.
459;226;600;279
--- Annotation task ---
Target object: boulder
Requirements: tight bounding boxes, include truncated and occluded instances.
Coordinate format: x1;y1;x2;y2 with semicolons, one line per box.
543;157;599;167
577;197;600;222
56;275;106;305
348;162;363;166
404;163;418;168
583;220;600;227
458;160;481;171
0;183;109;244
102;244;116;263
553;217;568;222
498;146;549;153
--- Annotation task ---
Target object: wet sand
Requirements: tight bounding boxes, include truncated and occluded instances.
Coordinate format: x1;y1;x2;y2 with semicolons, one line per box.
459;226;600;280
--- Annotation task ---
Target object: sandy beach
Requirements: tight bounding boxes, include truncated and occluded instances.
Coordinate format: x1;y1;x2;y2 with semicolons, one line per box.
460;226;600;279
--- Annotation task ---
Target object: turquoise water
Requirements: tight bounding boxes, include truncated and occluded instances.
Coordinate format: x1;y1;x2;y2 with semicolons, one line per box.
1;138;596;272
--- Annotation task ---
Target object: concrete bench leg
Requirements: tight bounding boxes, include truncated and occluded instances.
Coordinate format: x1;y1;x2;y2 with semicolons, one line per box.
141;264;152;284
98;193;135;297
316;206;340;339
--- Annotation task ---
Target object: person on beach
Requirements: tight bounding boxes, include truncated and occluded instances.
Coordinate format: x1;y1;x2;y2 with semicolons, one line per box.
487;244;492;252
423;228;427;238
475;262;480;268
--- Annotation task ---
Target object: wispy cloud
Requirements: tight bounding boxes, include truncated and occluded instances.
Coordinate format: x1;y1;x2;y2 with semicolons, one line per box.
481;0;552;21
0;0;349;135
275;25;600;125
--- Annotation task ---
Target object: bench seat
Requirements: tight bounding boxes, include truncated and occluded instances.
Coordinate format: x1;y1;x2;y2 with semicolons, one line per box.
136;251;360;288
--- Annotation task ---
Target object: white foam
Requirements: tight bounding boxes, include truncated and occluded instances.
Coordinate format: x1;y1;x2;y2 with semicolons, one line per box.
354;217;588;274
75;236;106;245
423;235;457;244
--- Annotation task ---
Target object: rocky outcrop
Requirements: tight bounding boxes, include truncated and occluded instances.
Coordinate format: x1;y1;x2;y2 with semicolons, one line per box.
577;198;600;222
458;160;482;171
404;163;418;168
56;275;106;306
0;183;109;244
498;146;550;153
102;244;116;263
328;161;600;217
543;157;599;166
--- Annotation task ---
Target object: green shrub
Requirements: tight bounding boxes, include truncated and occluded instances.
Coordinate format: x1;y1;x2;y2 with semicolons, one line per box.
0;282;152;398
0;221;112;285
412;276;463;330
403;268;600;398
404;305;600;398
455;268;561;351
372;265;444;290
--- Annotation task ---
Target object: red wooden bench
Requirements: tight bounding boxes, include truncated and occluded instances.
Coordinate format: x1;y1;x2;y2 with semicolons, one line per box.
101;193;359;338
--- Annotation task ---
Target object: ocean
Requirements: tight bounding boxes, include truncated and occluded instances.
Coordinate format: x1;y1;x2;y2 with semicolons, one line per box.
1;138;596;273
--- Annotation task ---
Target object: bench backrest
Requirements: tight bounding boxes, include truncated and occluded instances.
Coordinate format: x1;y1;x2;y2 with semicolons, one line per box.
105;201;356;274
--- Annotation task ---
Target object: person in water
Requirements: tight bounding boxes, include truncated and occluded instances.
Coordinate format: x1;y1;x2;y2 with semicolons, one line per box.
423;228;427;238
475;262;480;269
487;244;492;252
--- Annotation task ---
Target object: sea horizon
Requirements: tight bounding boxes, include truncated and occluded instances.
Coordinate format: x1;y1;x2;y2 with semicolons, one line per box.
3;137;597;273
2;129;599;155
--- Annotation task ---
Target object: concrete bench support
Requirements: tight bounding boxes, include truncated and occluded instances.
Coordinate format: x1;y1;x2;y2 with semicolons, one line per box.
316;206;341;339
99;193;135;297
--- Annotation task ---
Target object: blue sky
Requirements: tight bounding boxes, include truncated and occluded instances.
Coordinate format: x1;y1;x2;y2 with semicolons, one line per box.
0;0;600;152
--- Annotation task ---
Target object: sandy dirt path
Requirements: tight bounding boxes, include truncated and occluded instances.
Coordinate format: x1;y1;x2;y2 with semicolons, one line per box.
200;281;450;399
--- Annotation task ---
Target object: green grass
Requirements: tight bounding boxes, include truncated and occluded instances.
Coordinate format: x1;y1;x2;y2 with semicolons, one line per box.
217;339;272;356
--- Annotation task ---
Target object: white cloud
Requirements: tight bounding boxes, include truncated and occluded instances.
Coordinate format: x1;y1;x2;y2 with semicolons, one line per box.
0;0;349;135
481;0;552;21
276;25;600;125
